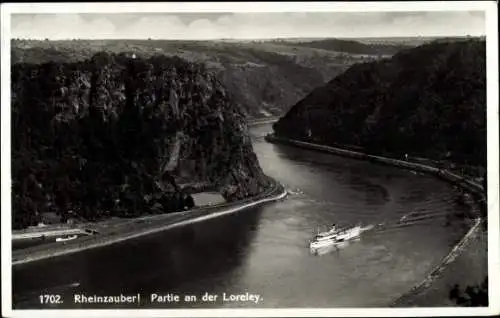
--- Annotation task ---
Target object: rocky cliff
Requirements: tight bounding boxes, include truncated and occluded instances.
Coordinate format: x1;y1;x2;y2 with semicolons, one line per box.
274;39;486;167
11;52;270;229
12;39;401;119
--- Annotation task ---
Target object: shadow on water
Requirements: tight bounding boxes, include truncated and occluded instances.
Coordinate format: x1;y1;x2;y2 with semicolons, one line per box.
13;207;264;309
271;144;392;206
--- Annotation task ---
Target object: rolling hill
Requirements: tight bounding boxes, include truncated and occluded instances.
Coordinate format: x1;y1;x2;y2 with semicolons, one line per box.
11;39;411;119
273;38;486;167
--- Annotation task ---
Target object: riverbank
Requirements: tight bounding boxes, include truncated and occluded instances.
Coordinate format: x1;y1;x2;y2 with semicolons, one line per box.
265;133;487;306
266;134;484;199
391;220;487;306
247;116;281;126
12;180;287;266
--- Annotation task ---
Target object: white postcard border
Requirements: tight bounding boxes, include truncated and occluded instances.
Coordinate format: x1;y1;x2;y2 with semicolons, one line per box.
1;1;498;317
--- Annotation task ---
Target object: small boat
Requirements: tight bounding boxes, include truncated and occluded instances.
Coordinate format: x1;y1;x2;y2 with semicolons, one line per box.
55;235;78;242
310;224;362;249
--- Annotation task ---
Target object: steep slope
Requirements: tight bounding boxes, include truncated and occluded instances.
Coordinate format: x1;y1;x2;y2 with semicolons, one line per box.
11;39;397;119
276;38;411;55
11;52;270;229
274;39;486;166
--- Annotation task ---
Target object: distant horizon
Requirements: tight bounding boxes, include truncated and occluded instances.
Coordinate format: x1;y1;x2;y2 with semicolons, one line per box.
11;35;485;41
11;12;485;40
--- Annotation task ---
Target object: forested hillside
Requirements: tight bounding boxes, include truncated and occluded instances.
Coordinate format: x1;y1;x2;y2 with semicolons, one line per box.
11;52;270;229
277;38;410;55
11;39;403;118
274;39;486;167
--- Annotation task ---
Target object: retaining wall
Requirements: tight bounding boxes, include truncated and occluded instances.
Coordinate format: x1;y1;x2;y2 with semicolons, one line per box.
266;134;485;199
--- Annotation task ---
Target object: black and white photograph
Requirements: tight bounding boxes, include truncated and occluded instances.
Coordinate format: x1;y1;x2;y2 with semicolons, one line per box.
1;1;498;317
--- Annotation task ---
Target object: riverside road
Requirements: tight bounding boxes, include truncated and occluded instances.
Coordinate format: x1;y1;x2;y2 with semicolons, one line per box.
12;122;479;308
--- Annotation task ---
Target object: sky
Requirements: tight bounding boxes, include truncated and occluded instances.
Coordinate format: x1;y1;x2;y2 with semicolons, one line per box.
11;11;486;40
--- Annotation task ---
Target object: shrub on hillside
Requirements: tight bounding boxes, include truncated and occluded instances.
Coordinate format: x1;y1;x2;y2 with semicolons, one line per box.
449;276;488;306
274;39;486;167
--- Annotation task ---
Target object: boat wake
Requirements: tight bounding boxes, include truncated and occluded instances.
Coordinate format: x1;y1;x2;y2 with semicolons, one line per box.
363;208;454;239
308;207;451;255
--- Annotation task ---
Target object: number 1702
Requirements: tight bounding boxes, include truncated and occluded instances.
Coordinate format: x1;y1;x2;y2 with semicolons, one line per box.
39;294;62;304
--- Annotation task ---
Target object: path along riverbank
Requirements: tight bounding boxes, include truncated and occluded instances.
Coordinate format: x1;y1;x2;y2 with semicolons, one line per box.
12;179;287;266
265;133;487;306
265;134;484;197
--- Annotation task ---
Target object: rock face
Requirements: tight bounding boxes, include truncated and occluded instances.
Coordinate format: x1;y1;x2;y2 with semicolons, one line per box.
11;52;270;229
274;39;486;166
12;39;400;119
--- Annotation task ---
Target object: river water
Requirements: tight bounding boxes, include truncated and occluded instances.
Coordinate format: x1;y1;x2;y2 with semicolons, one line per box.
12;123;471;308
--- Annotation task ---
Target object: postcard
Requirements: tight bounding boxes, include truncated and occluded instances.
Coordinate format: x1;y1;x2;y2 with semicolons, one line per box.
1;1;498;317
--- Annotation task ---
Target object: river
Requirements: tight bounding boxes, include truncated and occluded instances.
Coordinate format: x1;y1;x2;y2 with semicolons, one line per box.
12;123;472;308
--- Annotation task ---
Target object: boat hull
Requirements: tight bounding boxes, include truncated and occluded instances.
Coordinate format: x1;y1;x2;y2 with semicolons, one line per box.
309;226;361;250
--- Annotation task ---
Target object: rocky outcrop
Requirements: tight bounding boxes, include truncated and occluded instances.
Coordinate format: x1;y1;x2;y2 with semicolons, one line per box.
11;52;270;229
274;39;486;167
12;39;397;119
